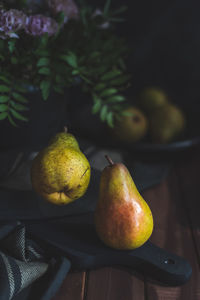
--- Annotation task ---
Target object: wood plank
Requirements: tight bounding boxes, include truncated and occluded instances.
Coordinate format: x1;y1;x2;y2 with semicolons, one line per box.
52;271;86;300
176;155;200;259
85;267;145;300
142;168;200;300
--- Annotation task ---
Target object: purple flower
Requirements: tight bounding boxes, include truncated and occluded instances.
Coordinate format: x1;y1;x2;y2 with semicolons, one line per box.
25;14;58;36
47;0;79;23
0;9;27;33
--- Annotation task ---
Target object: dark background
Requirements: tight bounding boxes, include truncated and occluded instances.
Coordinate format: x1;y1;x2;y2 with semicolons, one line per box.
120;0;200;97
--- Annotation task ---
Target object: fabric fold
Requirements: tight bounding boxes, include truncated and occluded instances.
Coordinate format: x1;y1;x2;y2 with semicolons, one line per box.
0;222;71;300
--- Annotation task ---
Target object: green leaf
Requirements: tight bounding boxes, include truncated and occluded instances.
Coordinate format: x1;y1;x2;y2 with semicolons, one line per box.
106;111;114;127
8;40;16;53
53;85;64;94
0;104;8;112
80;74;92;84
12;92;28;104
80;7;88;26
110;75;130;86
0;112;8;120
107;95;125;103
0;54;4;61
40;80;51;100
8;114;18;127
100;105;108;121
92;96;101;114
38;67;51;75
37;57;50;67
60;52;78;68
89;51;100;60
55;75;65;85
14;85;27;93
94;83;106;91
10;101;28;111
95;65;108;75
0;76;11;84
11;57;18;64
101;70;121;81
112;104;123;111
72;70;80;75
10;108;28;122
120;111;133;117
57;11;65;25
104;0;111;15
100;88;117;98
35;50;49;57
0;85;10;93
40;33;49;47
0;95;9;103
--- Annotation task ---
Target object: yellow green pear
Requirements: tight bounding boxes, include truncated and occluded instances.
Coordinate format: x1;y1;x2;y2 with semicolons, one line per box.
95;156;153;250
31;127;91;205
110;106;148;143
139;87;168;112
149;103;186;143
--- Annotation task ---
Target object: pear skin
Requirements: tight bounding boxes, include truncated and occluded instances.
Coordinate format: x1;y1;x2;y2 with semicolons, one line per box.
95;156;153;250
31;128;91;205
149;103;186;143
139;87;168;113
110;106;148;143
48;126;80;150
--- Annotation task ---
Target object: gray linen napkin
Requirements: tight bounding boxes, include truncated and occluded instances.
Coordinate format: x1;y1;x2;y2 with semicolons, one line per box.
0;223;48;300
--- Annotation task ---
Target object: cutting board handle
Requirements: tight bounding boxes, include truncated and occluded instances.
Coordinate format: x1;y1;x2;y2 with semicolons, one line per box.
108;241;192;286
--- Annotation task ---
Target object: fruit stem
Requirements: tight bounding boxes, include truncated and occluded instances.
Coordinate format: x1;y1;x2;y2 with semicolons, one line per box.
64;126;68;133
105;155;114;166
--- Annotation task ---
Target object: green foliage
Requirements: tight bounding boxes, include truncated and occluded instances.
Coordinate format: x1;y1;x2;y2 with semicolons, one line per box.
0;75;29;125
60;52;78;68
37;57;50;67
40;81;51;100
8;40;16;53
106;111;114;127
0;0;131;127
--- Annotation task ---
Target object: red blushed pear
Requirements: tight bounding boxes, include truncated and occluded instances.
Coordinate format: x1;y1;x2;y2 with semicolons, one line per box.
95;156;153;250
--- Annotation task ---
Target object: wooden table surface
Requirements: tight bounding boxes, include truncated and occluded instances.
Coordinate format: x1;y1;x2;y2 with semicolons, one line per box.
52;152;200;300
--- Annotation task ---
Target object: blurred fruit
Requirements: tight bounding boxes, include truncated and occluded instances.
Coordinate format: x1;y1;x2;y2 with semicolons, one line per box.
139;87;168;113
110;106;148;143
148;103;186;143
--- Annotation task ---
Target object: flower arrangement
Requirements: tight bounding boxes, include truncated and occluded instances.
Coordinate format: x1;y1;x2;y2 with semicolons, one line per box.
0;0;130;127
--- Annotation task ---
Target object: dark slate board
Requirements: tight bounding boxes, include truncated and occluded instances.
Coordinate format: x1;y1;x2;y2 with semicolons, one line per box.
25;213;192;287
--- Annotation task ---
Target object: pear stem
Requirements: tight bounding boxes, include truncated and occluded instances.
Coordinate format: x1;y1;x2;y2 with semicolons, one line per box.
64;126;68;133
105;155;114;166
